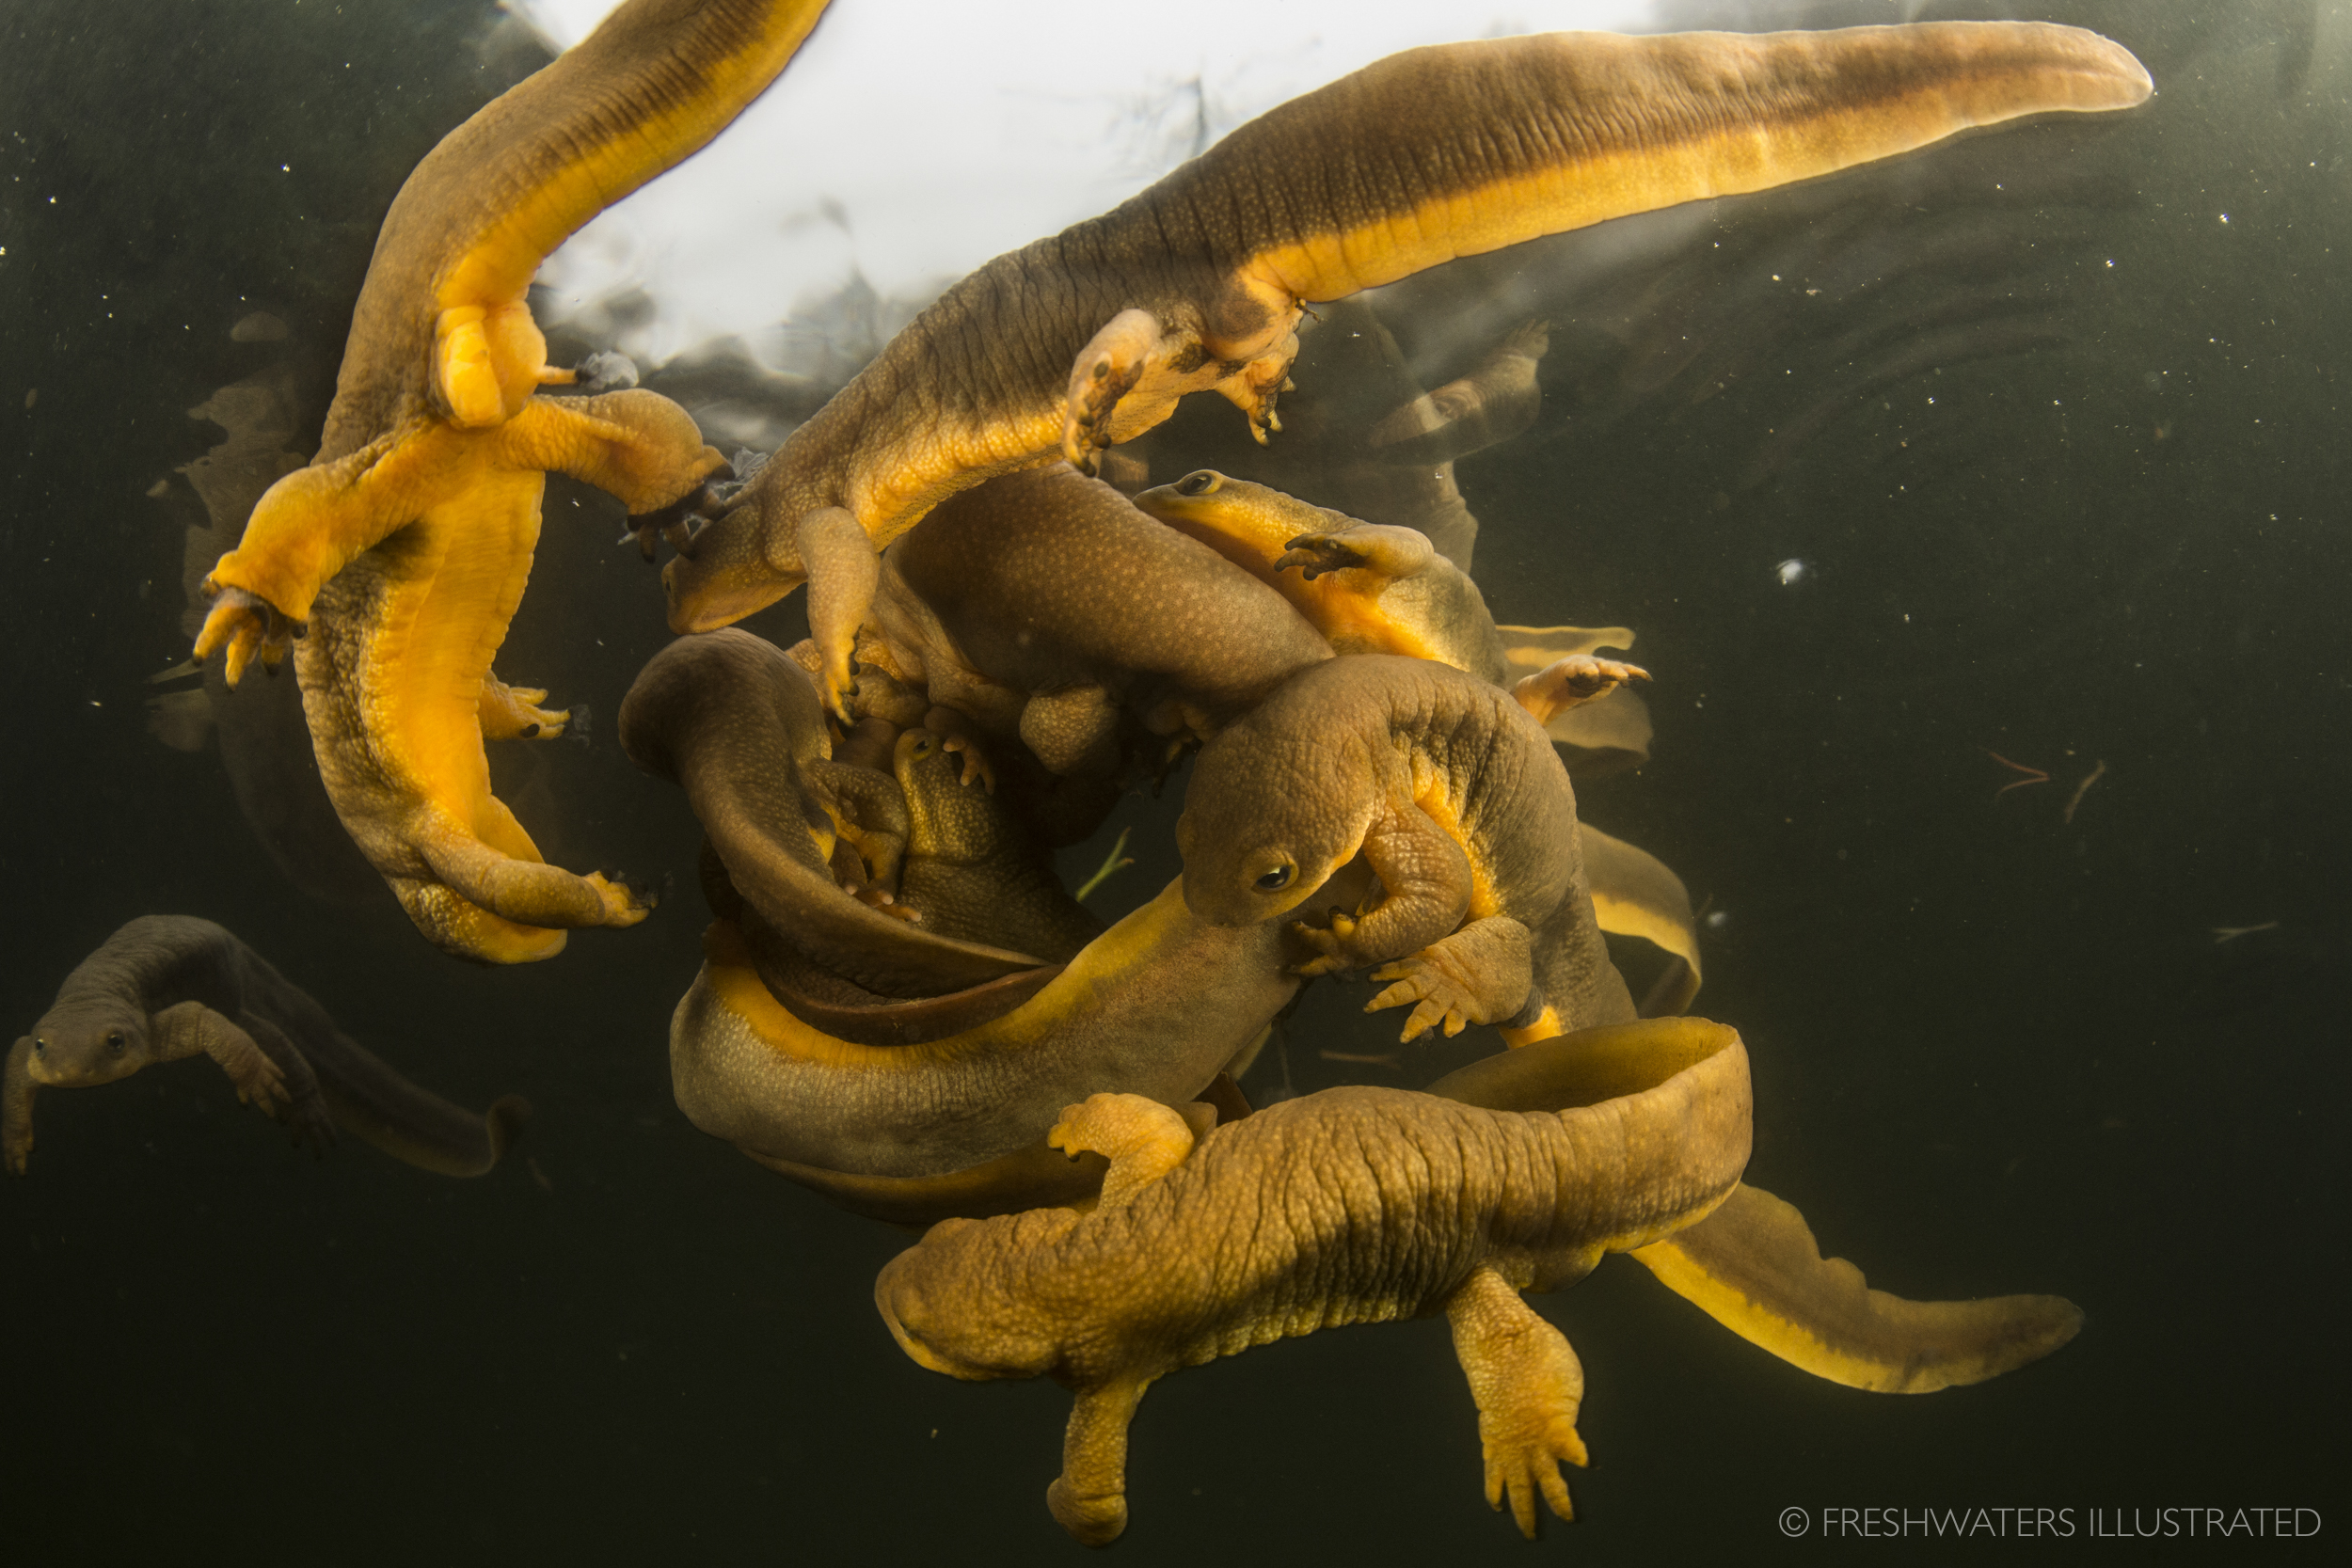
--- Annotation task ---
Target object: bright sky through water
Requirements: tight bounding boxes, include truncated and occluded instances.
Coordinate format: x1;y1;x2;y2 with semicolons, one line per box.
516;0;1654;368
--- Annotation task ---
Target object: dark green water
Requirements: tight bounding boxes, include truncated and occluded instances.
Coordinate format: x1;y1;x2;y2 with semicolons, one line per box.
3;1;2343;1560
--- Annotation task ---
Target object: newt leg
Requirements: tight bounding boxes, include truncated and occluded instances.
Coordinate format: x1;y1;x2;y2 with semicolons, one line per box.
1047;1380;1149;1546
1210;333;1299;445
1275;521;1434;583
1017;684;1120;777
621;480;723;562
499;390;725;514
807;758;911;890
1444;1265;1588;1539
477;669;572;740
193;586;300;687
797;505;882;722
1047;1092;1196;1212
920;706;996;792
232;1010;338;1156
1368;915;1535;1042
1512;655;1650;726
1291;805;1472;976
149;1001;294;1125
412;809;652;932
1062;309;1166;471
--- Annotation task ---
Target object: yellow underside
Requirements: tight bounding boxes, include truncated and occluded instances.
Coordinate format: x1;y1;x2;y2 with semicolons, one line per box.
1408;759;1502;923
1634;1227;1915;1390
356;467;547;861
1244;33;2146;304
701;878;1199;1071
1629;1183;2084;1393
1155;509;1442;662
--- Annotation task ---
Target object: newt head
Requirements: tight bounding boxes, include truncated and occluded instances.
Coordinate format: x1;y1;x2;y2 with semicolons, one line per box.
874;1209;1079;1381
1177;718;1375;928
22;1001;152;1088
661;492;805;633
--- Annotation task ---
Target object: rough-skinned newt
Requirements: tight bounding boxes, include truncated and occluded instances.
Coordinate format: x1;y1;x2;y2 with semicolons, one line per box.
866;465;1332;777
6;916;528;1177
618;627;1050;1000
669;865;1364;1179
189;0;834;961
1133;467;1508;680
881;1016;2082;1543
666;23;2151;715
1428;1039;2084;1394
875;1018;1752;1544
1180;655;1639;1042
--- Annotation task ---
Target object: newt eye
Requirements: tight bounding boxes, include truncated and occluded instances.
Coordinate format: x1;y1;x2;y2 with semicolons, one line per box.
31;1038;46;1056
1175;470;1220;497
1254;863;1294;892
105;1032;126;1053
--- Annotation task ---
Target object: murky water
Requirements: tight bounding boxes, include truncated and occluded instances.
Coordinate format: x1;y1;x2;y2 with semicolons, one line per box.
3;2;2343;1560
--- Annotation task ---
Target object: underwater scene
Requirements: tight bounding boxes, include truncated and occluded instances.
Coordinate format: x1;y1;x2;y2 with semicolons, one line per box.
3;0;2344;1559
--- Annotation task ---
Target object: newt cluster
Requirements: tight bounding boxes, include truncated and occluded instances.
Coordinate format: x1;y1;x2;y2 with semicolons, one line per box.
40;0;2153;1545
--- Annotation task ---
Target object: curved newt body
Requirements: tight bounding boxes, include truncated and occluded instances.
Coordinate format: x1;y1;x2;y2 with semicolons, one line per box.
190;0;832;959
666;23;2151;714
6;916;526;1177
1181;655;1635;1041
867;465;1332;775
882;1018;2084;1544
618;627;1045;1000
878;1019;1751;1544
1133;468;1506;680
669;874;1325;1179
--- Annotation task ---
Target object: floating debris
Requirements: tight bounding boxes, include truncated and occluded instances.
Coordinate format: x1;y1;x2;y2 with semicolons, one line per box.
2063;760;2107;823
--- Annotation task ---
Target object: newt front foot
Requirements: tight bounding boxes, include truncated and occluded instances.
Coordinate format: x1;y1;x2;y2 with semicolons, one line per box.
1368;956;1486;1042
584;871;655;927
193;585;300;687
223;1045;293;1120
1061;309;1160;471
621;480;721;562
1481;1409;1588;1537
478;673;573;740
1289;910;1363;976
922;707;996;792
1511;654;1651;725
1271;532;1366;580
850;885;924;924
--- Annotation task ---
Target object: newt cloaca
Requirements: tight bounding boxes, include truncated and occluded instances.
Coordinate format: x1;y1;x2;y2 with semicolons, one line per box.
877;1018;1752;1544
1180;655;1641;1042
667;22;2150;714
7;916;527;1178
189;0;834;961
